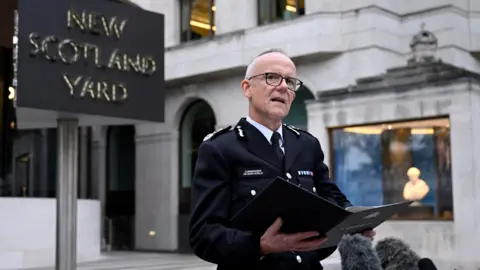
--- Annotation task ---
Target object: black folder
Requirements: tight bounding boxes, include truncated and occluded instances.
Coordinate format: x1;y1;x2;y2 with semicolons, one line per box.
229;177;413;248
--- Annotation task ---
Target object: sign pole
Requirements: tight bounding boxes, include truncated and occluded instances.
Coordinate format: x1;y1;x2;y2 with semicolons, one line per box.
55;119;79;270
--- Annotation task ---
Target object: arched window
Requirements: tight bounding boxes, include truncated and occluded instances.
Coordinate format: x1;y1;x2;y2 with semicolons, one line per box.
180;0;216;42
178;99;216;252
258;0;305;26
283;85;314;131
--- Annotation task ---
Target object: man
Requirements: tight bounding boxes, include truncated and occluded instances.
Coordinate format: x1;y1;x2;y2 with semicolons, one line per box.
189;49;375;270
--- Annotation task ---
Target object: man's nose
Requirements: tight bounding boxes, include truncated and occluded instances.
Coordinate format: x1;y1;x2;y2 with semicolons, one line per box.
277;79;289;91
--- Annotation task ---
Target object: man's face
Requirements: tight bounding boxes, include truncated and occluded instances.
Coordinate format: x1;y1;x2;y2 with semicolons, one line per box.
241;53;298;121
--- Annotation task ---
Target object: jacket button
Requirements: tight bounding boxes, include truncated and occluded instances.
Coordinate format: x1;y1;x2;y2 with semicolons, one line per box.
286;173;292;180
313;187;316;193
296;255;302;263
250;189;256;196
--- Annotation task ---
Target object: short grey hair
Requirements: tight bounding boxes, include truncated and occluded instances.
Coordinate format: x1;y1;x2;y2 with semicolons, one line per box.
244;48;289;79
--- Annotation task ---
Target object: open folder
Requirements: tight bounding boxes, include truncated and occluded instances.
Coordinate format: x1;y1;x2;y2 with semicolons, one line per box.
229;177;413;249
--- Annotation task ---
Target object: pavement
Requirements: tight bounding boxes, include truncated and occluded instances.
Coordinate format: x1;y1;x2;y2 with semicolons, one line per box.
20;252;215;270
20;252;342;270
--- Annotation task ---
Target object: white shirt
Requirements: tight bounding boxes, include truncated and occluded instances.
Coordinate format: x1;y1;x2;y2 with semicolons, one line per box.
246;116;285;153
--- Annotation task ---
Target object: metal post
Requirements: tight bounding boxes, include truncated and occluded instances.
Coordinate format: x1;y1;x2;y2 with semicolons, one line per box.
55;119;79;270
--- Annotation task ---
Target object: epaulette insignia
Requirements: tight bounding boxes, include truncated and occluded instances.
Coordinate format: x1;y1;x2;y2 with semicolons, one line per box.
203;126;231;142
284;124;316;138
234;125;247;140
284;124;300;137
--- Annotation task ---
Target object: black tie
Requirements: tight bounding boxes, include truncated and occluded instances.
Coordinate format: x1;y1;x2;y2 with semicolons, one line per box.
271;132;284;172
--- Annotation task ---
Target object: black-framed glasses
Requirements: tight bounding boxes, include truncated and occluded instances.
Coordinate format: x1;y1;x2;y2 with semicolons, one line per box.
248;72;303;91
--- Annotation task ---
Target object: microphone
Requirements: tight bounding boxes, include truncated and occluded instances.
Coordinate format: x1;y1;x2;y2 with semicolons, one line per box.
374;237;420;270
338;234;382;270
418;257;438;270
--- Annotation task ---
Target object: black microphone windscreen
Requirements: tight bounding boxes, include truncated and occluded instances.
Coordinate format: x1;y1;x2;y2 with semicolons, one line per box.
418;258;438;270
338;234;382;270
375;237;420;270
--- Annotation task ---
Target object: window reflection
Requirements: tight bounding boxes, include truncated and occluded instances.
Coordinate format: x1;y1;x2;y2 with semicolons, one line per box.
258;0;305;26
0;47;16;197
330;118;453;220
181;0;216;42
0;47;95;199
0;127;95;199
14;154;30;197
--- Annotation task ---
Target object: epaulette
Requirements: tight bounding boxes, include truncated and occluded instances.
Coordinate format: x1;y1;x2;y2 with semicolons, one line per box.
203;125;232;142
283;124;315;138
283;124;300;137
234;125;247;140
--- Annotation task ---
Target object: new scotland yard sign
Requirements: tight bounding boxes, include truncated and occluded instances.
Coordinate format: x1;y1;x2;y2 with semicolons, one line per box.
16;0;165;127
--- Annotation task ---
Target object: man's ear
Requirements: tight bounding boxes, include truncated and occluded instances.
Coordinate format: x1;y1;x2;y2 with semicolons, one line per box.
241;79;252;98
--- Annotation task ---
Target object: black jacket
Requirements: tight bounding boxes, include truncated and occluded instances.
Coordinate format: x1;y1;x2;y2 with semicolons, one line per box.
189;118;352;270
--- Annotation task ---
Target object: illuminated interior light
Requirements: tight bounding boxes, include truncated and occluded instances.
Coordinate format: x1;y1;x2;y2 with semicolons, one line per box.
286;5;297;12
8;86;15;100
190;20;216;31
212;5;216;11
343;127;435;135
411;128;435;135
343;127;382;134
341;118;449;135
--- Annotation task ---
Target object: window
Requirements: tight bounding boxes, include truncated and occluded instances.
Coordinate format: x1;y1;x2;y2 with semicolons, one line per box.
258;0;305;26
330;117;453;221
0;127;95;199
180;0;216;42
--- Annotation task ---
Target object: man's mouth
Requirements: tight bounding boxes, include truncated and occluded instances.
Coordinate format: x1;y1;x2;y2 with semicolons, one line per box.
270;97;286;104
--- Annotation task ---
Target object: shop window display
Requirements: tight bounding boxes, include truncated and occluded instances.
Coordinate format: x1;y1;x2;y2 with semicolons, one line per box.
330;117;453;220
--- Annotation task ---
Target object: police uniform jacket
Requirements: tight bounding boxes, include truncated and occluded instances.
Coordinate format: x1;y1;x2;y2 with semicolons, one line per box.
189;117;353;270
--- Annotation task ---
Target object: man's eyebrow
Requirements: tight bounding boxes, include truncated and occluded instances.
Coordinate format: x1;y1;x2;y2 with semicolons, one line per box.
264;71;296;77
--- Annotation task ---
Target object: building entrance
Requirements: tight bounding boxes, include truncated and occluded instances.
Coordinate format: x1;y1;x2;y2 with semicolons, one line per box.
105;125;136;250
178;100;216;253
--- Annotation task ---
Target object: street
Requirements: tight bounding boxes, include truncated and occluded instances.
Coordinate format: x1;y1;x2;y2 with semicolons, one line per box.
20;252;215;270
20;252;341;270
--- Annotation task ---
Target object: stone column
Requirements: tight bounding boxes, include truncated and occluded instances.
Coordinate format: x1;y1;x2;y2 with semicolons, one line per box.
448;88;480;262
215;0;257;34
306;103;332;169
135;123;177;251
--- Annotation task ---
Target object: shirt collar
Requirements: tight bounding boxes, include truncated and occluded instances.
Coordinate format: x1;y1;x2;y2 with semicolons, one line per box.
246;116;283;145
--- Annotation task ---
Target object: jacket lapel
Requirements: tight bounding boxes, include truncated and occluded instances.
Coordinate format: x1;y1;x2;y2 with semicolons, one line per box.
283;125;302;173
236;118;282;172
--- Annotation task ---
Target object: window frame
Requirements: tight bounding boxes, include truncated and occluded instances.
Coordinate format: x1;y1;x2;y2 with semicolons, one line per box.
180;0;216;43
257;0;305;26
328;116;454;221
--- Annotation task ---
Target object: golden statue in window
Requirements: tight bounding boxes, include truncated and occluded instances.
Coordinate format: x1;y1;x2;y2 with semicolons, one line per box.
403;167;430;205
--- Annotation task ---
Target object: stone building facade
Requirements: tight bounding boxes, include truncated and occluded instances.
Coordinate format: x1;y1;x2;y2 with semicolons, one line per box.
98;1;480;268
1;0;480;268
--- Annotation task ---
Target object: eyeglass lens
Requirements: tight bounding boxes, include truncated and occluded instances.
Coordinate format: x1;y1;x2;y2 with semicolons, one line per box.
265;73;299;91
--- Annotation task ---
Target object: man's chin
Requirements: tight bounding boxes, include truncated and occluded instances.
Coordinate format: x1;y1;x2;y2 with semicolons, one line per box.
268;109;288;121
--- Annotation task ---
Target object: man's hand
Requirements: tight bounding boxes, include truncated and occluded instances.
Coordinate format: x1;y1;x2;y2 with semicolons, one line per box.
362;229;376;240
259;218;327;256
